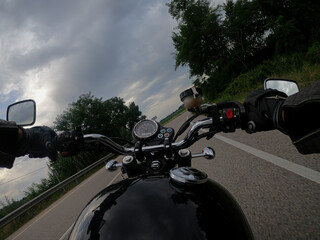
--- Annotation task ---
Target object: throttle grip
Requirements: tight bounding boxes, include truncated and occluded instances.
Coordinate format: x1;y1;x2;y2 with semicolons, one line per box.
55;129;83;156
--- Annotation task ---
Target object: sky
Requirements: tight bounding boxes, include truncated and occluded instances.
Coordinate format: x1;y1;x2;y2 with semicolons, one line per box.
0;0;224;205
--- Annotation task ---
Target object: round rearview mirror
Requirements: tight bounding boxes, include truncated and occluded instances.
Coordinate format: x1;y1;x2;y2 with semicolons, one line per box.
264;78;300;96
7;100;36;126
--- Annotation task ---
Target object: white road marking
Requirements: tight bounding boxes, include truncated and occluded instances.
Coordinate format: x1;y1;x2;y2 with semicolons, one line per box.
58;223;74;240
9;167;104;240
107;171;122;187
192;119;320;184
9;168;121;240
215;134;320;184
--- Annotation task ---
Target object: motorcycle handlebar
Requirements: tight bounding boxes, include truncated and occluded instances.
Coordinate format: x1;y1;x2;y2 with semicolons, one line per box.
55;102;248;156
74;119;213;156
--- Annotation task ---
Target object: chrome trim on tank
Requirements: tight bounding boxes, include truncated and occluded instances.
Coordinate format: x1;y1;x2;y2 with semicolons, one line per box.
170;167;208;185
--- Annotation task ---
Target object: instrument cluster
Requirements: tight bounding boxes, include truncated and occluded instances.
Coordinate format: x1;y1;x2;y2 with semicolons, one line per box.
133;119;174;143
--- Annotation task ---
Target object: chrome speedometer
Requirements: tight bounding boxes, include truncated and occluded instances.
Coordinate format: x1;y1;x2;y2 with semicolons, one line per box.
133;119;159;140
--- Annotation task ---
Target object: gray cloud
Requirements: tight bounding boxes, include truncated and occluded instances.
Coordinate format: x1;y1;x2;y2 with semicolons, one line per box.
1;1;193;122
0;0;196;201
0;156;49;203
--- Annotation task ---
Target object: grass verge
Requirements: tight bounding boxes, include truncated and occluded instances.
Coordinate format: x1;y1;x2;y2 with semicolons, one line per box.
212;55;319;103
160;107;186;125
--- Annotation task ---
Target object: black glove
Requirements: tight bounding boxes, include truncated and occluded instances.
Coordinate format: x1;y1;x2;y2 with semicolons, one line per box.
243;89;287;133
54;130;80;156
16;126;57;161
0;120;20;168
0;119;20;152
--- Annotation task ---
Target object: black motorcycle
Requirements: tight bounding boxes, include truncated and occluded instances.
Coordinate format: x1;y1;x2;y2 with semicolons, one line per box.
7;79;299;239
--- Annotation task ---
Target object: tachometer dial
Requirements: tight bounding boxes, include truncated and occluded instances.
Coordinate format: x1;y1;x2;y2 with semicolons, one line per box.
133;120;159;140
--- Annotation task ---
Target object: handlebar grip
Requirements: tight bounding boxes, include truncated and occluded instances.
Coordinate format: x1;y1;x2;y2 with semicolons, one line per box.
55;130;82;152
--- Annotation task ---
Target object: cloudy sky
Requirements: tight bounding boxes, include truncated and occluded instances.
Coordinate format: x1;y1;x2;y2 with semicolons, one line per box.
0;0;223;204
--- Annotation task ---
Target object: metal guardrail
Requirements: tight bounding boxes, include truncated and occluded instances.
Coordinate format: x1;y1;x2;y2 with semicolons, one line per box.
0;153;114;229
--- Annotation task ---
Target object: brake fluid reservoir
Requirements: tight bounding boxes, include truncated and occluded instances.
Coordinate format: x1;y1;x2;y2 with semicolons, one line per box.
180;87;203;110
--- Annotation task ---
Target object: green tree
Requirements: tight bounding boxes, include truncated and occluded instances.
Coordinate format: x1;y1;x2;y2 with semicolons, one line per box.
167;0;226;77
126;102;145;130
257;0;320;54
54;93;143;139
54;93;104;133
52;93;144;179
223;0;267;68
168;0;320;100
167;0;270;99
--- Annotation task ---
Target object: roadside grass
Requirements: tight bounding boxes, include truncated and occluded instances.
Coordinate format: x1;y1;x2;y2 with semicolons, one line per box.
0;160;108;240
270;63;320;88
211;56;320;104
160;107;186;125
161;55;320;127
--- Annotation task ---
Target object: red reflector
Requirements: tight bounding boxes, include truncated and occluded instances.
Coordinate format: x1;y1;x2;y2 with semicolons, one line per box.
226;109;233;119
61;152;70;157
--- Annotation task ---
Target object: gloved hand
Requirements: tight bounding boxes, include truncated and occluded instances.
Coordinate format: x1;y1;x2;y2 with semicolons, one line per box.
54;130;80;157
16;126;57;161
243;89;288;133
0;120;21;168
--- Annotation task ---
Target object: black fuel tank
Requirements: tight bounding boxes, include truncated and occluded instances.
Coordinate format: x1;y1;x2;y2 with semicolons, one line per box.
69;174;253;240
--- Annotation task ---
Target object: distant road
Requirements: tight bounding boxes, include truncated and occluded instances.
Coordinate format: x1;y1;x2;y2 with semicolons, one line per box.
7;166;122;240
8;111;320;240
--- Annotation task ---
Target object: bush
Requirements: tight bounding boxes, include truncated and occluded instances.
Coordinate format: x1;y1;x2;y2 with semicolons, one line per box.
307;42;320;63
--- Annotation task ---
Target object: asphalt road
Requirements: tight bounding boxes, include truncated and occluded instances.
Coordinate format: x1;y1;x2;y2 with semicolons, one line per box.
7;111;320;240
6;165;123;240
168;112;320;240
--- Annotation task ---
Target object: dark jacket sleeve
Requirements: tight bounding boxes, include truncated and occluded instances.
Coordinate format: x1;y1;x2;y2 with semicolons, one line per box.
282;81;320;154
0;119;19;168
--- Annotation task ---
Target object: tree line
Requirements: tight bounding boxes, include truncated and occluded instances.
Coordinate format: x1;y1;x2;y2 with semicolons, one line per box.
167;0;320;99
54;92;144;138
0;93;144;223
51;93;145;179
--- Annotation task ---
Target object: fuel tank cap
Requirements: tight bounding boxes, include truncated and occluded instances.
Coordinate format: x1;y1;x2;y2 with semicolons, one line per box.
170;167;208;185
